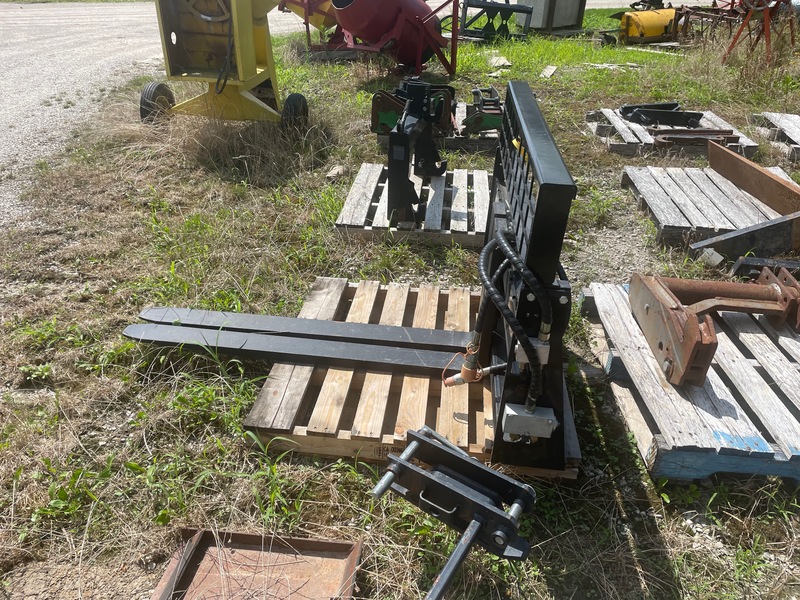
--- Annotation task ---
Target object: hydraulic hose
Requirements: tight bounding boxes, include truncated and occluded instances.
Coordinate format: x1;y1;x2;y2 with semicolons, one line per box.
493;229;553;341
474;257;511;334
477;239;542;405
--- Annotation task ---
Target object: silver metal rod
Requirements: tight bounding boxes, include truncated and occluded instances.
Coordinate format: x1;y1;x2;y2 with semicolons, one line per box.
370;440;419;498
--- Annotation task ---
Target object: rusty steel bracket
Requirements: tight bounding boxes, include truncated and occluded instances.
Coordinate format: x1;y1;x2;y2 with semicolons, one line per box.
629;268;800;386
650;128;738;149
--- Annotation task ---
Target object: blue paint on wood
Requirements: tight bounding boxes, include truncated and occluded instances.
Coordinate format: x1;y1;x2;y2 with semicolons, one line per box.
713;430;772;454
651;447;800;482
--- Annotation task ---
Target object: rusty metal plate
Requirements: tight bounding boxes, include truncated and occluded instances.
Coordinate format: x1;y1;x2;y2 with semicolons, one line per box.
629;273;718;387
152;529;361;600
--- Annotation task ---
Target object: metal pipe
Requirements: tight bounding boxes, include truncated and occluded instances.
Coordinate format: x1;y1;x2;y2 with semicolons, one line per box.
662;277;783;306
370;440;419;498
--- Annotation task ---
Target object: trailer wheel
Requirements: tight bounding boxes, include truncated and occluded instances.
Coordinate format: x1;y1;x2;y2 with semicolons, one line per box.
281;93;309;130
140;82;175;123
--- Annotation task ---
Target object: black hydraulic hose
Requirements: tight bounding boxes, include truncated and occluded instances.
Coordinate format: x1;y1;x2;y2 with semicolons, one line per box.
477;239;542;402
474;256;511;334
494;229;553;335
215;12;234;95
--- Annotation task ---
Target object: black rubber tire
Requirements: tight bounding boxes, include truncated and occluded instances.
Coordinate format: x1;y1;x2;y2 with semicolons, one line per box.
281;93;309;129
140;82;175;124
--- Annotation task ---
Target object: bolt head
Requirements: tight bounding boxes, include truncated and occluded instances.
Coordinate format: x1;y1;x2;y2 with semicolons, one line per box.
559;295;569;305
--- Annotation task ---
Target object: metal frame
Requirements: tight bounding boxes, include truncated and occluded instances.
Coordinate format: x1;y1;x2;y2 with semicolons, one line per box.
371;427;536;600
484;81;576;468
629;269;800;386
153;0;285;121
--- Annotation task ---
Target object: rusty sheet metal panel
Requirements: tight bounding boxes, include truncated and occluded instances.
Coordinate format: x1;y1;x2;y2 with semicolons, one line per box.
152;529;361;600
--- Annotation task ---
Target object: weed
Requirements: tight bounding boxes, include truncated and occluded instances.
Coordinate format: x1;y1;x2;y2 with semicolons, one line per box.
19;363;53;384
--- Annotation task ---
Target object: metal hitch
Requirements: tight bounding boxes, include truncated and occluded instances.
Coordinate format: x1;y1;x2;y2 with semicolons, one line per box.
371;426;536;600
629;268;800;386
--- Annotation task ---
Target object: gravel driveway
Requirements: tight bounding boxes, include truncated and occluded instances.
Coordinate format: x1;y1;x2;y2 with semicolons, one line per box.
0;2;305;226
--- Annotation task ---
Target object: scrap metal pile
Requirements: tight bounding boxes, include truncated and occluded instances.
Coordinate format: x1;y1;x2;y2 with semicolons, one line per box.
606;0;796;62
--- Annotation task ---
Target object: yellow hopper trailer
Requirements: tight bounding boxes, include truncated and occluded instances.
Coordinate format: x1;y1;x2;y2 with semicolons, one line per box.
141;0;307;122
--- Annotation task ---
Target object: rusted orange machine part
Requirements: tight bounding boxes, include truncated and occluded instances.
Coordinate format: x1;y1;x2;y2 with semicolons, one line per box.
629;268;800;387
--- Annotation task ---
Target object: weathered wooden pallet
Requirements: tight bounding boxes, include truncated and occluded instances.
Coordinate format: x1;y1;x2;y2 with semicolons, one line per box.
335;163;491;249
621;165;783;245
752;112;800;160
586;108;758;157
244;277;580;479
584;283;800;482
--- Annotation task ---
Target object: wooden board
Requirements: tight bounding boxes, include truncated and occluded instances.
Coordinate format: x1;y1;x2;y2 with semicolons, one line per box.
586;108;758;157
752;112;800;160
621;165;788;245
245;278;580;479
584;283;800;482
335;163;491;248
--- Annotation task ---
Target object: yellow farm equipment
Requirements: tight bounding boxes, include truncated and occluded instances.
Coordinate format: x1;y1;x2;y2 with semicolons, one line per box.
141;0;307;123
617;8;676;44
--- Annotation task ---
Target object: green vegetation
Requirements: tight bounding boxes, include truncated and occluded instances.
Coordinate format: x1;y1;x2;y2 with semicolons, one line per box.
1;8;800;598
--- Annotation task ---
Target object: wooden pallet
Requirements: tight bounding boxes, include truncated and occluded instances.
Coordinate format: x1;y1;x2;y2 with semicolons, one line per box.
244;277;580;478
752;112;800;160
583;283;800;482
335;163;491;249
621;165;784;245
586;108;758;157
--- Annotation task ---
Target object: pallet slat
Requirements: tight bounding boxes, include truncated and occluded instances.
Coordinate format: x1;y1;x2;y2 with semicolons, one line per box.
436;287;471;448
716;312;800;457
665;167;734;231
703;168;781;221
450;169;469;233
426;175;445;232
244;278;347;431
306;281;380;436
473;170;490;236
684;167;763;229
621;167;689;244
351;283;409;440
336;164;384;226
394;285;440;440
647;167;715;230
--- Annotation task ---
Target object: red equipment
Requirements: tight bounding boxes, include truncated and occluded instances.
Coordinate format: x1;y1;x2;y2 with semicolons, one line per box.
721;0;795;65
331;0;457;74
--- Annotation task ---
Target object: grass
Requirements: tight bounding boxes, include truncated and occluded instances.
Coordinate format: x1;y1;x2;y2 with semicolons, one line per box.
1;9;800;599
